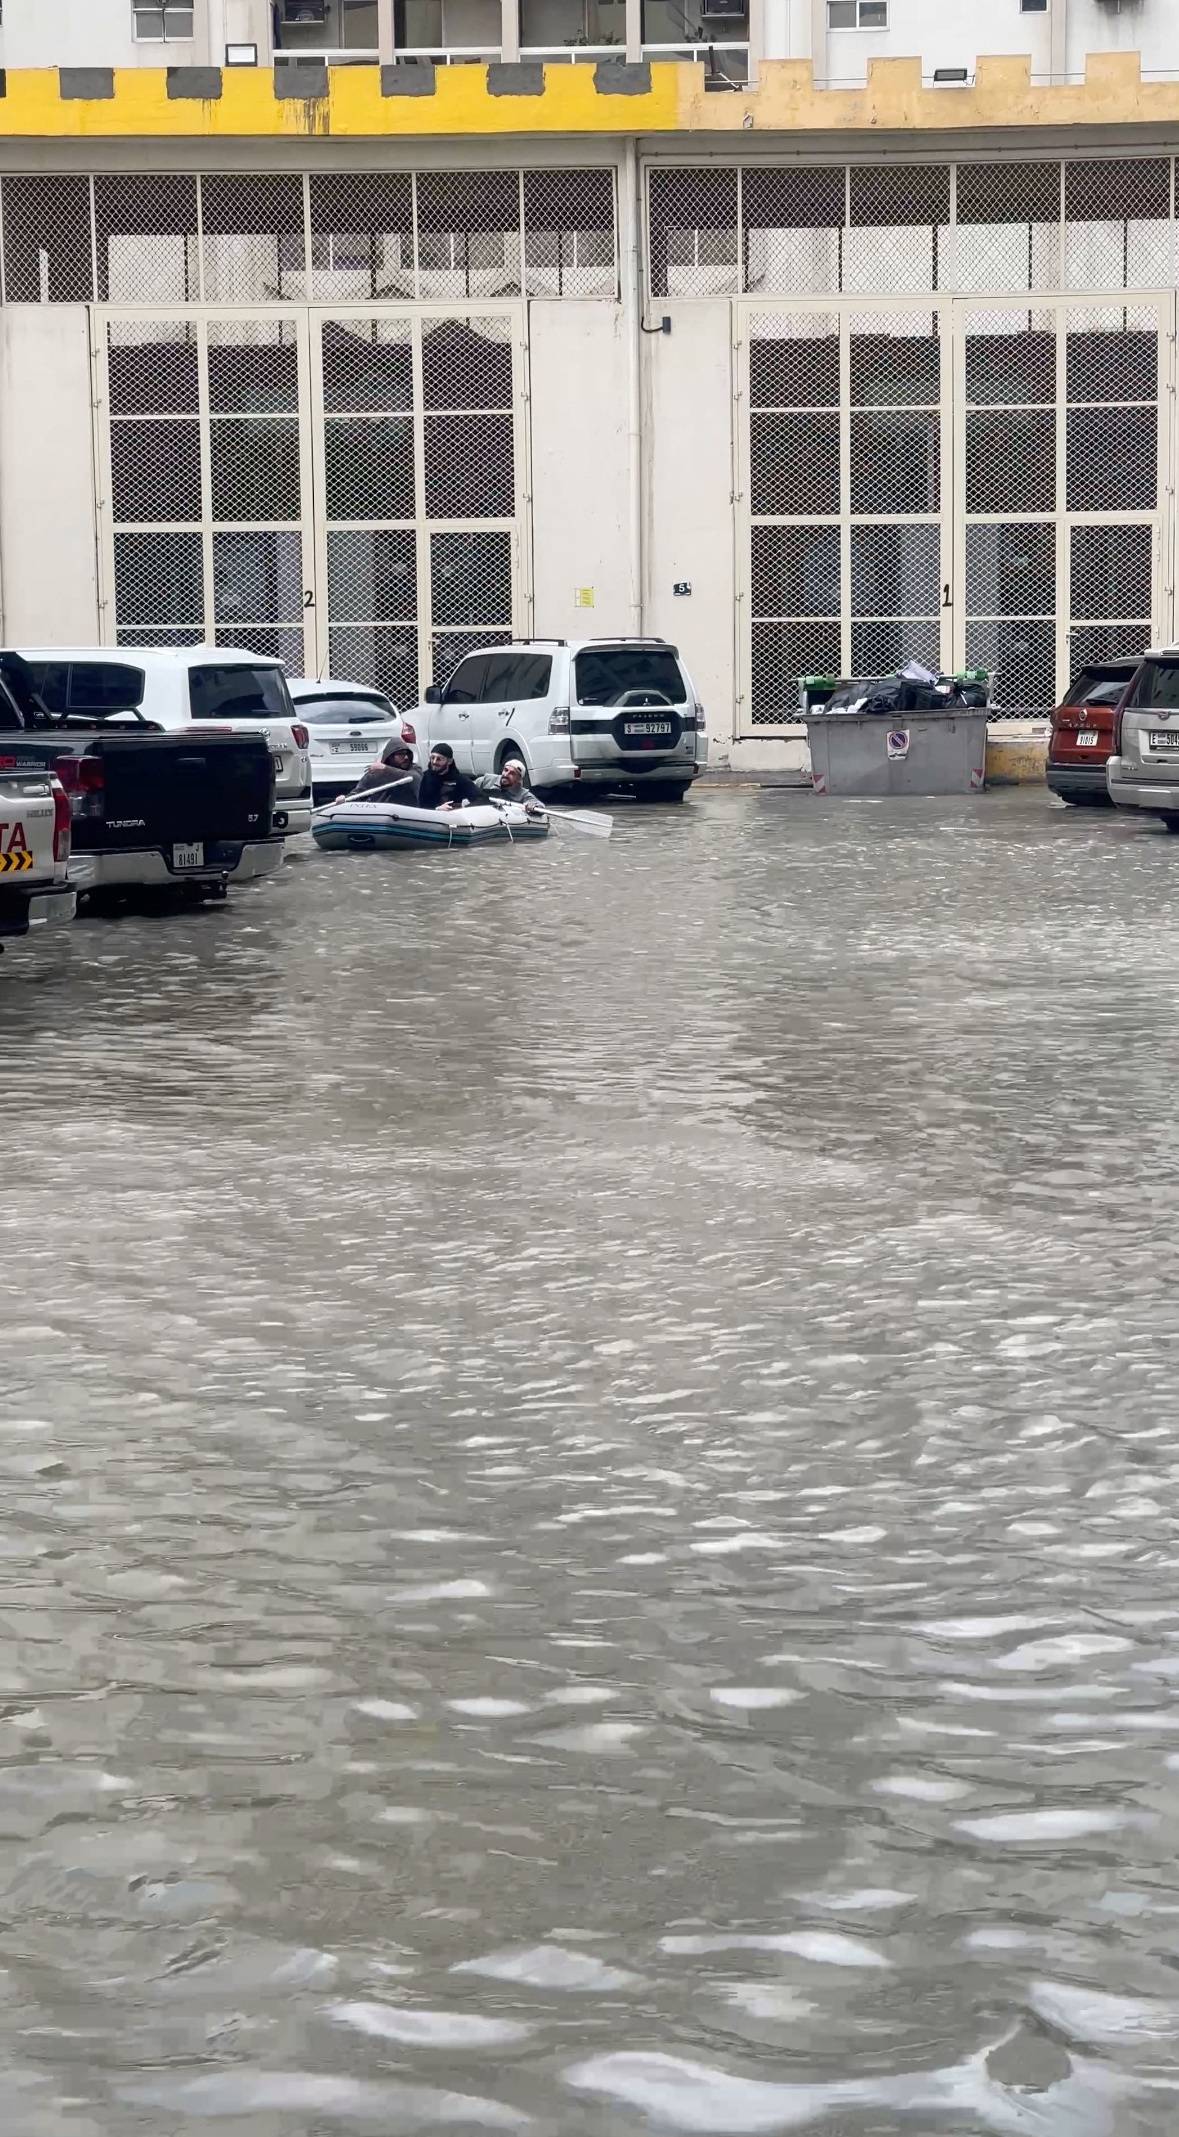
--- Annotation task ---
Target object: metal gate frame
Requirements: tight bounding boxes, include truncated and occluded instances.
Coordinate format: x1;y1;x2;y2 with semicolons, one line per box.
92;300;533;695
949;292;1172;706
305;300;531;696
734;292;1176;737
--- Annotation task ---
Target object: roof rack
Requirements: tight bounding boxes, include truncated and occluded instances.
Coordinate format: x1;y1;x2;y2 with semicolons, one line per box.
585;636;670;647
524;637;567;646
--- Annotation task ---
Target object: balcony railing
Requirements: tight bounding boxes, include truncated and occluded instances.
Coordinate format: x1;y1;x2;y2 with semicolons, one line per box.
274;44;380;61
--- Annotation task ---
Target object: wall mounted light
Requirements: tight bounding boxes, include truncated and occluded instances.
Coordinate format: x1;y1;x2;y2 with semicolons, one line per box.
225;41;259;64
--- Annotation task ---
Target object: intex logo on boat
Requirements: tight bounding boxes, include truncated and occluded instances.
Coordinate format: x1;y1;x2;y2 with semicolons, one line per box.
107;818;146;829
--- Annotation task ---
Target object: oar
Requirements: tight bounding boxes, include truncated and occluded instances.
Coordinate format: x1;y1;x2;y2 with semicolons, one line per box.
544;806;613;839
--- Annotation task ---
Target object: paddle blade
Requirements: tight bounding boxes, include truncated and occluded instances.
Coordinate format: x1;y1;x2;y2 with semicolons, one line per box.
546;807;614;839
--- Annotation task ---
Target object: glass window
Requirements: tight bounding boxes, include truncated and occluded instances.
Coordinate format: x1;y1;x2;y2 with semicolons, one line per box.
507;654;553;700
1130;661;1179;710
296;694;397;725
188;664;294;720
479;653;552;700
443;656;488;705
1020;0;1048;11
827;0;886;22
68;663;147;713
132;4;195;38
573;646;687;707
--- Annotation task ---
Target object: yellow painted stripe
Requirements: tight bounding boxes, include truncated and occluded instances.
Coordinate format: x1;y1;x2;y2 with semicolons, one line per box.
0;63;678;137
0;50;1166;139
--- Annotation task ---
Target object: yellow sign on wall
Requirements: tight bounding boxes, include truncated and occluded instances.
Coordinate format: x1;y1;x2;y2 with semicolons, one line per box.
574;587;595;608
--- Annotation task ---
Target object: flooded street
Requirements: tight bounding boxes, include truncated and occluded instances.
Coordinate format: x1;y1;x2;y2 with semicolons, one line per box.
8;785;1179;2135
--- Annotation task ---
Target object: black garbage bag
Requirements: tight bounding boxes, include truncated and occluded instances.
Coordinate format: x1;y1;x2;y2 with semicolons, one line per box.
822;661;984;717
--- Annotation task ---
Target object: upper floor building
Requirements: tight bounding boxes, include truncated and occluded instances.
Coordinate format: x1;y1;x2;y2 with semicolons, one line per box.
0;0;1169;89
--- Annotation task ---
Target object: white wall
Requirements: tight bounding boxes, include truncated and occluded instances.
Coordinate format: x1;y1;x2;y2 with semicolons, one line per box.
644;304;737;762
0;308;100;643
0;0;279;68
1068;0;1175;75
528;301;632;641
823;0;1051;86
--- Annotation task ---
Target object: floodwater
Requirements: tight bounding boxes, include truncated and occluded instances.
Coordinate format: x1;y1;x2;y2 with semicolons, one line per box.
6;786;1179;2137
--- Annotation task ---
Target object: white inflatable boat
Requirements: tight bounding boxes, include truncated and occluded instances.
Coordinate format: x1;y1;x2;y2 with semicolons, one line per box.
312;791;549;853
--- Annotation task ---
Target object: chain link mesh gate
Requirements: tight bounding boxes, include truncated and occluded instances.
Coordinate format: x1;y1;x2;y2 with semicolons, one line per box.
736;293;1171;732
956;295;1168;709
309;305;526;701
96;310;316;666
736;301;953;734
95;302;529;692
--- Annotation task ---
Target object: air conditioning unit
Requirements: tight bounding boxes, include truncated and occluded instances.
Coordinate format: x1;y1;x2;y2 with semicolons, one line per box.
278;0;329;23
700;0;746;19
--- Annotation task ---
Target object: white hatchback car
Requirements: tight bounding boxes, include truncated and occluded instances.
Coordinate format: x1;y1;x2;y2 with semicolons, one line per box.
288;678;417;800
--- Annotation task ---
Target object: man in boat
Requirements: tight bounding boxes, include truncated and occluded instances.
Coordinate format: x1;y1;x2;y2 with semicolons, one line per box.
351;739;420;802
418;742;485;812
477;759;545;816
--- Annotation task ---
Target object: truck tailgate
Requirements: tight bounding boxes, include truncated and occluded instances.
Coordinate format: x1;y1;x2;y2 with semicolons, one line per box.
91;732;275;851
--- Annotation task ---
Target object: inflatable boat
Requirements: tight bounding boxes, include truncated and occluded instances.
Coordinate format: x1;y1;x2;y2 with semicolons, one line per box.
312;791;549;853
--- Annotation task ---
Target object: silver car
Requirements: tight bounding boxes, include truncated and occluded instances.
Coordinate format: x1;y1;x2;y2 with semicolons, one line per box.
1107;649;1179;832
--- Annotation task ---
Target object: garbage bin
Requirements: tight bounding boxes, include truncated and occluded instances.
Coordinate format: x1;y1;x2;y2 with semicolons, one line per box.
806;710;990;798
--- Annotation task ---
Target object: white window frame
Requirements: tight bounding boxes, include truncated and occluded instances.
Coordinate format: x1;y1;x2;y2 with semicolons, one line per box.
827;0;888;29
132;3;197;42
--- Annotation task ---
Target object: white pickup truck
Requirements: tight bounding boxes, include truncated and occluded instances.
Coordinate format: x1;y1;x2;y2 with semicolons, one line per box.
0;744;75;947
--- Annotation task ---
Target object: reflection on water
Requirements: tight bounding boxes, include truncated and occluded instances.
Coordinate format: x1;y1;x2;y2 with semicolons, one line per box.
6;790;1179;2135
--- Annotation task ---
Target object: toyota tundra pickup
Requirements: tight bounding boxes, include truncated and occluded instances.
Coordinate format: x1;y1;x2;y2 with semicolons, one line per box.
0;654;283;907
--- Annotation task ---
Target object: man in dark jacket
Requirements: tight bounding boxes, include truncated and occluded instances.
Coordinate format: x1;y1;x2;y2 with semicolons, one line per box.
417;742;484;812
351;740;420;801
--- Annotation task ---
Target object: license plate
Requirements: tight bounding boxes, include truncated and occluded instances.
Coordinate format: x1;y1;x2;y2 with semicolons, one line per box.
328;740;362;755
1150;731;1179;749
624;721;672;738
1075;731;1100;747
172;841;204;870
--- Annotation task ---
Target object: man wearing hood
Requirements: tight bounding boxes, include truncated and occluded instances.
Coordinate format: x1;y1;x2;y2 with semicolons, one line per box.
417;742;484;812
351;739;420;801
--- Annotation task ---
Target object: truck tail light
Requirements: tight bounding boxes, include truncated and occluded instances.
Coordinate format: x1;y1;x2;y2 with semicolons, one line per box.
291;724;310;750
53;753;105;818
51;776;72;863
548;707;570;734
400;719;416;745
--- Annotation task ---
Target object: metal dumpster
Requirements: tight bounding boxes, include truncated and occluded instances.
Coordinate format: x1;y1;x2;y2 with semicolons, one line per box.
806;709;990;798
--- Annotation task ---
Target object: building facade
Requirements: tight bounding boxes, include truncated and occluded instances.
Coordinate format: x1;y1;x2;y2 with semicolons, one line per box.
0;26;1177;768
0;2;1169;82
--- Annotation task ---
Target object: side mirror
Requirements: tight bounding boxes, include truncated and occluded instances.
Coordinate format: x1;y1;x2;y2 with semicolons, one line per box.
425;684;442;705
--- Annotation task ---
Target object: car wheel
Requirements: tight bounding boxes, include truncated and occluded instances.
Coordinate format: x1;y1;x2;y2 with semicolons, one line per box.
1057;791;1111;808
1160;815;1179;834
640;782;687;804
499;747;528;775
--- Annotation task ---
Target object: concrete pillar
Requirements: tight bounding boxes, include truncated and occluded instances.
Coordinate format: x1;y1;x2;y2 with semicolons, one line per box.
1050;0;1067;82
809;0;824;79
625;0;641;64
379;0;396;58
500;0;519;63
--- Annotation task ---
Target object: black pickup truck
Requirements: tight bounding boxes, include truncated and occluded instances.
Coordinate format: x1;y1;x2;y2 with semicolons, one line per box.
0;653;283;907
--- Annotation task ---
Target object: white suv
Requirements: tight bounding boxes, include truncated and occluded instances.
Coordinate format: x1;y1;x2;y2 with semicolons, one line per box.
17;647;314;836
421;638;707;802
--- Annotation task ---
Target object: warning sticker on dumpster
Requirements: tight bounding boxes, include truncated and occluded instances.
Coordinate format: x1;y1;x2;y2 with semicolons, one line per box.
886;728;910;758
